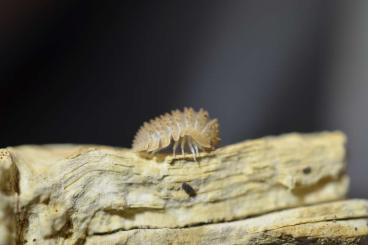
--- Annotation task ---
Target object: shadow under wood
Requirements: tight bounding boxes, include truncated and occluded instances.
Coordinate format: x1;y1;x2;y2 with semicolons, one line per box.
291;174;347;200
0;162;20;195
103;207;165;221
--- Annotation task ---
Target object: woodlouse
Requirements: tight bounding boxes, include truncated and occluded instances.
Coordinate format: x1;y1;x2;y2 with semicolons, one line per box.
132;107;220;160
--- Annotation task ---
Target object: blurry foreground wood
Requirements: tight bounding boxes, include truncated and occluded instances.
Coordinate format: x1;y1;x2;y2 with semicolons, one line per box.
0;132;367;244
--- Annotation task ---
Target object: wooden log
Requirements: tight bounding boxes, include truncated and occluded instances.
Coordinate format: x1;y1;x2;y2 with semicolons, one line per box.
0;131;365;244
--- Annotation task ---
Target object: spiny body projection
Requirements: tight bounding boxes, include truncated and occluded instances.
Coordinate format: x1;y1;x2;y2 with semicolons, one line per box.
132;108;220;160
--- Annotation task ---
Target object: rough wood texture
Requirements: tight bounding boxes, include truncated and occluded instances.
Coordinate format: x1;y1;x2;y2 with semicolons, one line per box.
86;199;368;245
0;131;366;244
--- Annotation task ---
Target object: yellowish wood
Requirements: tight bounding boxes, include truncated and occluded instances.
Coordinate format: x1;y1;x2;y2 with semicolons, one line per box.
0;132;365;244
86;199;368;245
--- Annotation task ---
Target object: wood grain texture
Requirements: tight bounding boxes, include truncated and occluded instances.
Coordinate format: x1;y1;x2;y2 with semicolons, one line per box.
0;131;365;244
86;199;368;245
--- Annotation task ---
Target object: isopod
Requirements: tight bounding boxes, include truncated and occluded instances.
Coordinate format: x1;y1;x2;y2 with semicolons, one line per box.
132;107;220;160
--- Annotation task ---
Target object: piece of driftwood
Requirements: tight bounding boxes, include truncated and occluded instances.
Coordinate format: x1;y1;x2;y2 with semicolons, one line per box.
0;131;366;244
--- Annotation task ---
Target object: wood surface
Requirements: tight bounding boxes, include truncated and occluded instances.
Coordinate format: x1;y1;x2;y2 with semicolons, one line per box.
0;132;366;244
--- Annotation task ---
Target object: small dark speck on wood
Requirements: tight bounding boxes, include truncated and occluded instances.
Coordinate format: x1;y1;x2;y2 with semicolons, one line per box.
182;182;196;197
303;166;312;174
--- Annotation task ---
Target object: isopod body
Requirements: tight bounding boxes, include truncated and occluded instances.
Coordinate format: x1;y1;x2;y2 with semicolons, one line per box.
132;107;220;159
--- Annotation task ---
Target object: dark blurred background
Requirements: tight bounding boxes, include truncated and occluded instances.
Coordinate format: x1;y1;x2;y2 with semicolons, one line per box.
0;1;367;197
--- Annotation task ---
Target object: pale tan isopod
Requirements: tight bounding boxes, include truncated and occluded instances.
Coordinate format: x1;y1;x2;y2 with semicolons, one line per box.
132;107;220;160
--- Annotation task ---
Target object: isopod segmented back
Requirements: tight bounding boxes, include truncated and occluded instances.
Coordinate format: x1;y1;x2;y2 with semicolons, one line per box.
132;107;220;160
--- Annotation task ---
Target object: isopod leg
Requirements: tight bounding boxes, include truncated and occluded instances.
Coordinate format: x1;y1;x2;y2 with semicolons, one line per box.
188;139;197;161
193;143;199;157
181;137;186;157
173;140;179;157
